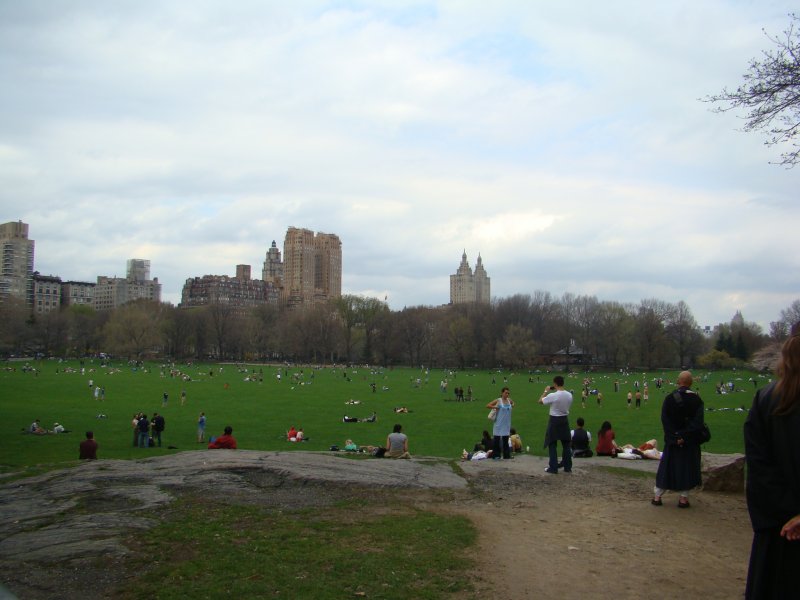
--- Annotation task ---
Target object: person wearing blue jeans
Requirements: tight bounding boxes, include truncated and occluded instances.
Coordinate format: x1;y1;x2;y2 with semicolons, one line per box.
539;376;574;474
137;414;150;448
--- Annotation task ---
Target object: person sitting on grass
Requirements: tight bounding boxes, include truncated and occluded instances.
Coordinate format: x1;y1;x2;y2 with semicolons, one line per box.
475;430;493;452
385;423;411;459
287;426;298;441
208;426;237;449
509;428;524;453
571;417;594;458
29;419;47;435
79;431;98;460
595;421;620;457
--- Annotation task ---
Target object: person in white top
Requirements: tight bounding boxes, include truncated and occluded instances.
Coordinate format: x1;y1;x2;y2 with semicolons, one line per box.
539;376;574;474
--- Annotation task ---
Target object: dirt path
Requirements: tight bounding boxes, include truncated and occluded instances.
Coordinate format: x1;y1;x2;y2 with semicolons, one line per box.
455;455;751;599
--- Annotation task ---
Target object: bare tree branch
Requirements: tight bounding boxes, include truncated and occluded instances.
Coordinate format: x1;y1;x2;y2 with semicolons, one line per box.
702;14;800;167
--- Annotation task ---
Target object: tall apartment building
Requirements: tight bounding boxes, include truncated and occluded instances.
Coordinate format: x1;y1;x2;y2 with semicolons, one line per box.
450;251;491;305
94;259;161;311
180;264;279;309
282;227;342;309
0;220;35;305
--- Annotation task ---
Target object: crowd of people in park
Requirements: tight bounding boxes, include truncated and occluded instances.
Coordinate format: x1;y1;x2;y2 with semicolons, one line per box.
15;339;800;599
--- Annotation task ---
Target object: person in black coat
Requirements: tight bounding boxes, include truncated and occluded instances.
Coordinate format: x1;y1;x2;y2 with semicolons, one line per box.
651;371;705;508
744;331;800;599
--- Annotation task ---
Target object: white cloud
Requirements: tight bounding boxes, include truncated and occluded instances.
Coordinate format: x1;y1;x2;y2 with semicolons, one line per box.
2;1;799;330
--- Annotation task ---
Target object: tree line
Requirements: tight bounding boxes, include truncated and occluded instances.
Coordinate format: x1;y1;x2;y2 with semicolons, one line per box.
3;293;798;370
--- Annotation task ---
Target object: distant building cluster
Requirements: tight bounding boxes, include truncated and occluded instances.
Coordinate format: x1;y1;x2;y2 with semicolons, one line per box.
3;220;494;314
0;220;162;314
179;226;342;311
450;250;490;305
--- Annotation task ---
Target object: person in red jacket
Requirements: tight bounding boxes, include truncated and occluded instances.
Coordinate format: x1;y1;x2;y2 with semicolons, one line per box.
208;426;237;449
79;431;98;459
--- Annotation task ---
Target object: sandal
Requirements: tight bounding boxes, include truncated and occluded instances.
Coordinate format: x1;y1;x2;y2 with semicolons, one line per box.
678;500;690;508
651;497;663;506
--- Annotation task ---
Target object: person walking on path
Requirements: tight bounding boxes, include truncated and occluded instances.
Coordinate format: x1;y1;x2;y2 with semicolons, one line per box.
539;376;573;474
486;387;514;459
652;371;705;508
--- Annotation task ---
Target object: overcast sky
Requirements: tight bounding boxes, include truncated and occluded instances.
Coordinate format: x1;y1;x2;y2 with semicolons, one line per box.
2;1;798;330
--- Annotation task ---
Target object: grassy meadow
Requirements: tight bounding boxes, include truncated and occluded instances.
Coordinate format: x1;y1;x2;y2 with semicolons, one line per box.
2;358;764;473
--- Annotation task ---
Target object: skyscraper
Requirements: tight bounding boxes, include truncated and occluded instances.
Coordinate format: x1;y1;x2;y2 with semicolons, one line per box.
0;220;35;305
282;227;342;308
450;251;490;305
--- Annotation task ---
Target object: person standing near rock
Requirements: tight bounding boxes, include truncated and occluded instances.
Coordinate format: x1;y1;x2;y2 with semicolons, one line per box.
486;387;514;460
539;376;573;474
652;371;704;508
744;330;800;599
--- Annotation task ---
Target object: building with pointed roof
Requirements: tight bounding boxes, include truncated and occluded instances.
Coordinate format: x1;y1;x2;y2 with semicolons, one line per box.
450;250;490;305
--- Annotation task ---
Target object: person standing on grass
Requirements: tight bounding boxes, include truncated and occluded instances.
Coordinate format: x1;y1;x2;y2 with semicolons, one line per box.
486;387;514;460
652;371;704;508
540;376;573;474
197;412;206;443
152;412;165;447
137;413;150;448
744;330;800;599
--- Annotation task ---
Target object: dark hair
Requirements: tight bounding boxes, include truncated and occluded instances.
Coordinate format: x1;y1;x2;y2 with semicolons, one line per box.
224;426;233;435
393;424;402;433
510;428;517;435
576;417;585;427
483;430;490;438
501;386;510;393
774;333;800;415
553;375;565;386
85;431;94;439
598;421;612;435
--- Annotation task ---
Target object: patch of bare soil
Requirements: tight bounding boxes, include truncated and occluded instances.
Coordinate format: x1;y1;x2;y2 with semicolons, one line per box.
454;460;751;599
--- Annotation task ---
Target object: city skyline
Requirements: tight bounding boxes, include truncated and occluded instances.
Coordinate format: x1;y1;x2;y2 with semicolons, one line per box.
2;2;798;329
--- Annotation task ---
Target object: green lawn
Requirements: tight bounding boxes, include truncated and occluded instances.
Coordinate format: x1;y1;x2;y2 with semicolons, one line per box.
1;359;763;473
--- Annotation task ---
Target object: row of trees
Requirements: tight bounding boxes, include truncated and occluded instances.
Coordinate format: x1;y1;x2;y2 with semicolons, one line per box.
2;293;797;370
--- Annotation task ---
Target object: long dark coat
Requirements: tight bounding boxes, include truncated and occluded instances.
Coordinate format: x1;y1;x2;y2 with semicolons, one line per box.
744;382;800;599
655;386;704;491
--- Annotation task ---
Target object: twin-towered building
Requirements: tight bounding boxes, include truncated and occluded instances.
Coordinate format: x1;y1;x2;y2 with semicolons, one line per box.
450;250;491;305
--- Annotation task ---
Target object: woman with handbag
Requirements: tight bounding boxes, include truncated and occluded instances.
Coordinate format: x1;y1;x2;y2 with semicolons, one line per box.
486;387;514;460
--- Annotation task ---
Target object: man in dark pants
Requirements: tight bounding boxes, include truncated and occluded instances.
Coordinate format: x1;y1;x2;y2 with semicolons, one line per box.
152;412;165;447
539;375;573;474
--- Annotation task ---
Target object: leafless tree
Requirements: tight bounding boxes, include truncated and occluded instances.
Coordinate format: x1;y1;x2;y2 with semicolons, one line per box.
704;14;800;166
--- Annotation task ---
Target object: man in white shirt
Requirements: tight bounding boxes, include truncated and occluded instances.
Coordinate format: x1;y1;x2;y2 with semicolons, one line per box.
539;376;574;474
